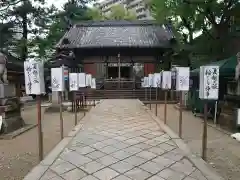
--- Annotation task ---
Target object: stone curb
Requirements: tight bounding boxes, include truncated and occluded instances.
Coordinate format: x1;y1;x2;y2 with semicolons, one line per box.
23;100;104;180
137;99;225;180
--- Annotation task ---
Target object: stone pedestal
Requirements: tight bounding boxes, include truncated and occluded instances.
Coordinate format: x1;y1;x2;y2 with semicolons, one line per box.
0;83;16;98
52;91;59;104
0;84;25;134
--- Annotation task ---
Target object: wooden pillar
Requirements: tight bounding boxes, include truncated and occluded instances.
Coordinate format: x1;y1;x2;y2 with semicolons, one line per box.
105;56;109;79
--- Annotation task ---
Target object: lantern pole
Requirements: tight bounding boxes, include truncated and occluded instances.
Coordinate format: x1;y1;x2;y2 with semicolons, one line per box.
149;85;152;110
59;91;64;139
36;95;43;161
164;90;167;124
74;91;78;125
202;101;208;160
179;92;183;138
155;84;158;116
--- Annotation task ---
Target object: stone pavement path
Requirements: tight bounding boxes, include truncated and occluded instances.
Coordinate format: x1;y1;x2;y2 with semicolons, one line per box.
151;104;240;180
24;99;222;180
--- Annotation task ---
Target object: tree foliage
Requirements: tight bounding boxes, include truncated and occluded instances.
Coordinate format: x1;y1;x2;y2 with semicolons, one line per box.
87;7;105;20
149;0;240;63
0;22;14;50
0;0;136;62
0;0;92;61
30;1;91;61
0;0;55;61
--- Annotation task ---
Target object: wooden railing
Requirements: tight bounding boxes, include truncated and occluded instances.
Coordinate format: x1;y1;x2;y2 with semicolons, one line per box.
100;78;138;89
71;88;177;112
77;88;176;101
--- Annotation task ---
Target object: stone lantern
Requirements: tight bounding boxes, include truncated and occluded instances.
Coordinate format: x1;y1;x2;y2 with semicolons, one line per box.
0;52;24;134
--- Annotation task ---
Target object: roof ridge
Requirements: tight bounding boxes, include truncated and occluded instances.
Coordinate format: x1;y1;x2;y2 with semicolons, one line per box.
56;20;175;49
74;20;161;27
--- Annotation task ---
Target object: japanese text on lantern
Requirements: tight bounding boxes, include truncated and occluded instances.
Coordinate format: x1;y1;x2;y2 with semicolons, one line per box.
199;66;219;100
24;61;45;95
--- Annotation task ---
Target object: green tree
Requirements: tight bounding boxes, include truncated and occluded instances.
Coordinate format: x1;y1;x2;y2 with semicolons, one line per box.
30;0;91;61
0;22;14;51
0;0;54;61
149;0;240;64
87;8;104;20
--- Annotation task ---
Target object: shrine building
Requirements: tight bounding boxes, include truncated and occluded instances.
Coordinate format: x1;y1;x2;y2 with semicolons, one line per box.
56;20;174;90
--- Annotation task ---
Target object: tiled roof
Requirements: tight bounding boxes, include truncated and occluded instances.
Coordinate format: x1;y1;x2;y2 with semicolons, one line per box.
56;20;174;49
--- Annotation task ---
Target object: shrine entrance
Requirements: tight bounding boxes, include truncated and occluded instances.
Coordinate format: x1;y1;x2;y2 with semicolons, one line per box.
107;62;132;80
121;67;131;79
107;67;118;79
107;66;132;79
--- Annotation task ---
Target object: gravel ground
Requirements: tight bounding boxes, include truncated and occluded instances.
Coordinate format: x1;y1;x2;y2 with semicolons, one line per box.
150;104;240;180
0;106;84;180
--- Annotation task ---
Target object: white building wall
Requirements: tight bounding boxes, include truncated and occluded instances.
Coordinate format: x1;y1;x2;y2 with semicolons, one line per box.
97;0;153;20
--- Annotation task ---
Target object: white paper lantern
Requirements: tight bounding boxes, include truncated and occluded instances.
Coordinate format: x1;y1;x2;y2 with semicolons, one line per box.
51;67;65;92
237;109;240;125
199;66;204;99
69;73;79;91
78;73;86;87
153;73;161;88
24;61;45;95
176;67;190;91
199;66;219;100
86;74;92;87
161;71;172;89
144;77;149;87
91;78;96;89
148;74;154;87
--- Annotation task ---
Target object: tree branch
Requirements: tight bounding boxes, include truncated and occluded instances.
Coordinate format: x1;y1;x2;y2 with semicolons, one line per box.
183;0;217;26
0;0;22;12
220;0;234;24
206;7;217;26
180;16;194;42
202;25;215;40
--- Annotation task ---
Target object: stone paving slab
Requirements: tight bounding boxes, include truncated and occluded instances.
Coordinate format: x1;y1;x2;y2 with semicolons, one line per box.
24;99;224;180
